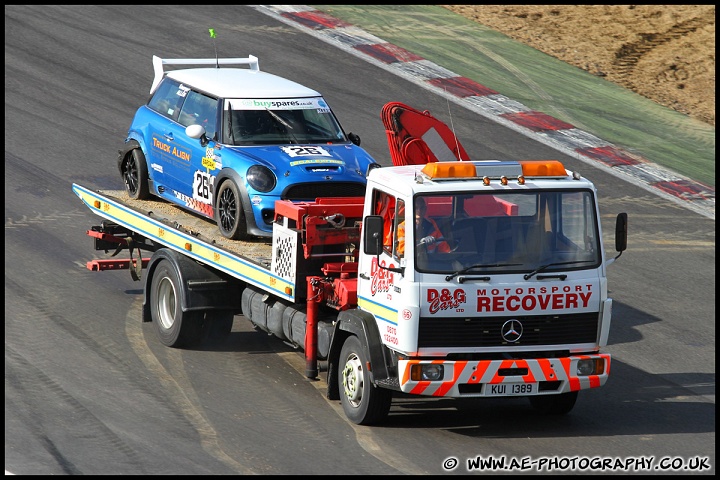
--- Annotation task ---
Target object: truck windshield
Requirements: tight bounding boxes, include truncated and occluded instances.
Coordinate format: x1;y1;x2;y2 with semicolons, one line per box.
413;190;601;274
222;97;347;146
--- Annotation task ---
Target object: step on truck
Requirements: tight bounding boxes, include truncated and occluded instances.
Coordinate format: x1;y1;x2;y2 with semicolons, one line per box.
75;103;627;425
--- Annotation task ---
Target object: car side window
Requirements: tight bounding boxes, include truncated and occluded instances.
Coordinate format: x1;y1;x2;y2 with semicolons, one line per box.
147;78;185;121
177;90;218;139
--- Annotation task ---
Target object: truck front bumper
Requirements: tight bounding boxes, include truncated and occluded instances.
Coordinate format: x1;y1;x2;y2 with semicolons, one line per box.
398;354;610;397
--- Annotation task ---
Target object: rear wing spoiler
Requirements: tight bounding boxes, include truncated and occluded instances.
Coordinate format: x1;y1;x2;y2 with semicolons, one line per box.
150;55;260;93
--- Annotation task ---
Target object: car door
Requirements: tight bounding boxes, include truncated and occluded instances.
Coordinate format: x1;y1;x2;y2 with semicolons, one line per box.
167;90;221;216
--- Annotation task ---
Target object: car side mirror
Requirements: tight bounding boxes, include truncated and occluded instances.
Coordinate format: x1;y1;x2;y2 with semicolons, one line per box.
186;124;209;147
348;132;361;146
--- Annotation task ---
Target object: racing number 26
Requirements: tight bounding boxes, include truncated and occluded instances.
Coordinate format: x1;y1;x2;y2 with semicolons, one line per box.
193;170;213;204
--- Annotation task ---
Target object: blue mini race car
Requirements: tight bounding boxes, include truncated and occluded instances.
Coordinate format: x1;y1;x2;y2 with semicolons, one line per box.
118;55;380;239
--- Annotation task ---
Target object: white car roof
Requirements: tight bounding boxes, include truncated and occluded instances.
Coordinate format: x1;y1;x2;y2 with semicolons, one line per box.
151;55;321;99
167;68;321;99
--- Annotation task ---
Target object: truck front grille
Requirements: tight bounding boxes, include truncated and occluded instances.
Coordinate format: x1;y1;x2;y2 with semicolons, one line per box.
418;313;599;348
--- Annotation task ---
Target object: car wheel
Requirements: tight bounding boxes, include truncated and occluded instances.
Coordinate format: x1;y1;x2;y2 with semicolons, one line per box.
122;148;150;200
215;180;248;240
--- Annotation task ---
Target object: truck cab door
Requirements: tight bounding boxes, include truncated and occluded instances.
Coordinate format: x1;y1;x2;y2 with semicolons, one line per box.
359;189;406;307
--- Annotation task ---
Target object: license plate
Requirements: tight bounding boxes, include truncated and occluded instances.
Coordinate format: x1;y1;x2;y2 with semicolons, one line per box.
484;383;535;396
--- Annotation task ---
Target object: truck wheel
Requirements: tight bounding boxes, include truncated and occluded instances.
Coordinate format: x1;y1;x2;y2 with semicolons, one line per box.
529;391;578;415
122;148;150;200
215;180;248;240
150;260;203;348
339;335;392;425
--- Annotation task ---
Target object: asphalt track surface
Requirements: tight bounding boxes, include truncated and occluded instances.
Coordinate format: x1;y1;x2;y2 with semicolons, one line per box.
5;5;715;475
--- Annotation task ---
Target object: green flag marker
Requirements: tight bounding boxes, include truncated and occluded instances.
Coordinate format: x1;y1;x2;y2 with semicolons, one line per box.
209;28;216;38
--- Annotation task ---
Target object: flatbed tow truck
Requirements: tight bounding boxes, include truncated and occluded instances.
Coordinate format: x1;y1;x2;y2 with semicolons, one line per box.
75;103;627;425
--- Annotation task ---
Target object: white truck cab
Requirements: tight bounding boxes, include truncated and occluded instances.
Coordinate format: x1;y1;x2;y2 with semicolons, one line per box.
357;159;626;414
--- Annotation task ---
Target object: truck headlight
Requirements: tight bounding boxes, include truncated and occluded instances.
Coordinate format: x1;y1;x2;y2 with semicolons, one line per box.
577;358;604;376
247;165;276;193
411;364;444;381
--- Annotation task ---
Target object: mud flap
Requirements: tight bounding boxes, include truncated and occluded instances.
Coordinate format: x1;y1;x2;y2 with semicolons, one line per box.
381;102;470;166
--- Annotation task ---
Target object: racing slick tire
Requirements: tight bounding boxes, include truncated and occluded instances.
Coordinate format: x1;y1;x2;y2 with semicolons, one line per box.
215;180;248;240
339;335;392;425
121;148;150;200
529;391;578;415
150;259;203;348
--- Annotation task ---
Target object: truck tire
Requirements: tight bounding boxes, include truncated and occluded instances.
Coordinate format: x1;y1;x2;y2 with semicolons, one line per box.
529;391;578;415
121;148;150;200
339;335;392;425
150;260;203;348
215;180;248;240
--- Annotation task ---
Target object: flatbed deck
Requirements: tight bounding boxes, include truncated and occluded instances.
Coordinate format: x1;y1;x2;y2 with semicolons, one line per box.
97;188;273;262
73;184;295;301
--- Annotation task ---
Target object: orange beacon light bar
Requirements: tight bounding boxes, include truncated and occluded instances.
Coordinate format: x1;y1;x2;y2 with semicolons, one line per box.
421;160;568;180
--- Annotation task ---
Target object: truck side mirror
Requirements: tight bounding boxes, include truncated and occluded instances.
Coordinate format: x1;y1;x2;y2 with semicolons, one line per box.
615;212;627;252
362;214;404;275
365;162;382;177
606;212;628;267
363;215;384;256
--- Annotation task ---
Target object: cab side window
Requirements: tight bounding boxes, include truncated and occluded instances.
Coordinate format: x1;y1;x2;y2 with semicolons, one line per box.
393;199;405;259
147;78;185;121
371;190;397;255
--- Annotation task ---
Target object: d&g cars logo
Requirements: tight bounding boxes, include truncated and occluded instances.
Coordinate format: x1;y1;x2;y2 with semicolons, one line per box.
427;288;467;314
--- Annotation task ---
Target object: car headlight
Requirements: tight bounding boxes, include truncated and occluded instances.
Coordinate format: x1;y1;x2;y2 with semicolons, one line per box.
246;165;276;193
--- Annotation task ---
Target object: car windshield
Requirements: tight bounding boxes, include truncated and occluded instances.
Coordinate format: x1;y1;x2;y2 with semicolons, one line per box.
222;97;347;146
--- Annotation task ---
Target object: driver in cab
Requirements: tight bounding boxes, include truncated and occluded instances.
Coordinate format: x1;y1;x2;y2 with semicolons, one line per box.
396;197;450;256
